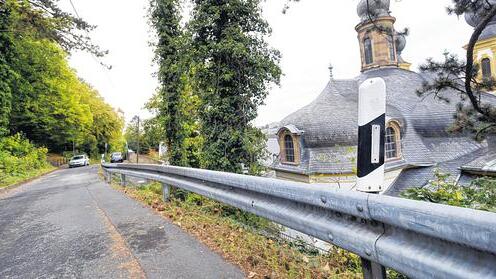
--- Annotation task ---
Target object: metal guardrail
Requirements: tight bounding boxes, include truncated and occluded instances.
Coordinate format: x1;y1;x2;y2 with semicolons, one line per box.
102;163;496;279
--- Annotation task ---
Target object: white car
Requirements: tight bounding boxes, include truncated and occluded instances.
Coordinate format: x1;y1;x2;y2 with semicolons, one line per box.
69;155;90;168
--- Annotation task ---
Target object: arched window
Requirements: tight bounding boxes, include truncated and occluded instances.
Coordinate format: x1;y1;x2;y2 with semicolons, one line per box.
364;37;374;65
385;125;400;160
284;135;295;163
388;35;396;62
482;58;492;80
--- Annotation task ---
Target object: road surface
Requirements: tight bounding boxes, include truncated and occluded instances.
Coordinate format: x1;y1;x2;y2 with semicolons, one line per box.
0;166;244;279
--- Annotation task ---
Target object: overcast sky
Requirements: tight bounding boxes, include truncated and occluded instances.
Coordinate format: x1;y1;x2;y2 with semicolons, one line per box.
64;0;473;127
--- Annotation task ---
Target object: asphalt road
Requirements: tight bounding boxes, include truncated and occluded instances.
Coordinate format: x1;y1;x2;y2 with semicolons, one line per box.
0;166;244;279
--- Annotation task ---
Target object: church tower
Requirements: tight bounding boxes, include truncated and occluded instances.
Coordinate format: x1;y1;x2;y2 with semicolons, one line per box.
355;0;410;72
466;7;496;85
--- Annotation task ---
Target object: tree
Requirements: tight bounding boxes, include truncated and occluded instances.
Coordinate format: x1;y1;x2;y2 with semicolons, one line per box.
417;1;496;139
189;0;281;174
2;0;106;56
78;82;124;156
124;116;146;154
0;0;121;154
0;1;16;136
8;37;93;151
148;0;202;167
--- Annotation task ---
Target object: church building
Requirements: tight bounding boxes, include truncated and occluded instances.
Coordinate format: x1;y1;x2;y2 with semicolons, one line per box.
271;0;496;196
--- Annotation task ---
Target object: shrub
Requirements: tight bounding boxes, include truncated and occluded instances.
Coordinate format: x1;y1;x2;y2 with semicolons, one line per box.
401;169;496;212
0;134;49;183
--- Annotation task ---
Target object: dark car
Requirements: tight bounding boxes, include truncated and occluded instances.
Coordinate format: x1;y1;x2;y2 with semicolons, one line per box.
110;152;124;163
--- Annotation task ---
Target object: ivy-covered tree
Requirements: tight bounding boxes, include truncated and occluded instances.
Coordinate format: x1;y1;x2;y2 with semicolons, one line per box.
148;0;202;167
189;0;281;174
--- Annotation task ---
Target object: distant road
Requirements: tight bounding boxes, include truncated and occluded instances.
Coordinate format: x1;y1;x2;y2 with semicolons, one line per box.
0;166;243;279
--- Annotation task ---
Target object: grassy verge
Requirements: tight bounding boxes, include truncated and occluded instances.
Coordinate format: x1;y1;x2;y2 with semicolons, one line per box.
0;165;56;188
111;181;362;279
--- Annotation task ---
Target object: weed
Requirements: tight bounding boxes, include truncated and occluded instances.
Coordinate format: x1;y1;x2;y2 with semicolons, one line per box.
112;181;363;278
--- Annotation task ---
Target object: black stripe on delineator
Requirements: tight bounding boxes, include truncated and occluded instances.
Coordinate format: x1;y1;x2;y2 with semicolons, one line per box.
357;114;385;178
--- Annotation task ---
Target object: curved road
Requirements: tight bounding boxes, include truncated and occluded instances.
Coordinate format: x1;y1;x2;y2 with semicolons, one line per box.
0;166;243;279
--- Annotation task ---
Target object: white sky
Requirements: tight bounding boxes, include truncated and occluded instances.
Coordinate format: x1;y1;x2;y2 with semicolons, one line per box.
64;0;473;126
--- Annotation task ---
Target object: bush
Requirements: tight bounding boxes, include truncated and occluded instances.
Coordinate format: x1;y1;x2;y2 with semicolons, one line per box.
401;169;496;212
0;134;49;184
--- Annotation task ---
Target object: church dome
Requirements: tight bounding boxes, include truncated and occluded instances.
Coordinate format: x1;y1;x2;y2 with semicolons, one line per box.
279;68;461;149
465;1;496;28
357;0;390;22
395;32;406;53
466;6;496;41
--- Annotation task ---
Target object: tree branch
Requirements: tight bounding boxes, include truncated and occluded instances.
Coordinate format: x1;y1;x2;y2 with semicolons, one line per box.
466;5;496;119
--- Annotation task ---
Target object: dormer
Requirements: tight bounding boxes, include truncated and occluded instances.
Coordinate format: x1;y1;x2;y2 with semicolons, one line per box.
277;125;303;165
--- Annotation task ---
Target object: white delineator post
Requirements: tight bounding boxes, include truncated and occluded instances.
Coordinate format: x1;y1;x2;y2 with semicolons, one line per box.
357;78;387;279
357;78;386;193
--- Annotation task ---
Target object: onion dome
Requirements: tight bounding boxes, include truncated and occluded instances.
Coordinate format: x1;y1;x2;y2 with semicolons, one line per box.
357;0;391;22
465;10;496;28
465;1;496;41
465;0;496;26
395;32;408;65
395;32;406;54
465;0;496;28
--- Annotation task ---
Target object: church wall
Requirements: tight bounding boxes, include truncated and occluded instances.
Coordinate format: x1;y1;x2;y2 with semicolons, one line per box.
275;168;403;192
473;37;496;88
275;171;311;183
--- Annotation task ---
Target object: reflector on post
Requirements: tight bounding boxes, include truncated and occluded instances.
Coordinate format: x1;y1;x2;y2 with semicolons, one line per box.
357;78;386;193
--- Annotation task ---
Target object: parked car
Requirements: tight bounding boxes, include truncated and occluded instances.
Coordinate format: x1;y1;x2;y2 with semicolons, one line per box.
110;152;124;163
69;155;90;168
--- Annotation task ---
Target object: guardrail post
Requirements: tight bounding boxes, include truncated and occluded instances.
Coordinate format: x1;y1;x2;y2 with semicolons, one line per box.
361;258;386;279
162;183;171;202
106;171;112;183
120;174;127;187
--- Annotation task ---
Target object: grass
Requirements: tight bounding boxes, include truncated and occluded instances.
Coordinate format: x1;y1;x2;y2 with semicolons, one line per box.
110;180;363;279
90;158;102;165
0;165;56;188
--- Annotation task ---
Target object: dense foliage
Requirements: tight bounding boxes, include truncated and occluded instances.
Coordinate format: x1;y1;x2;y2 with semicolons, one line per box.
189;0;281;173
0;134;50;186
0;0;16;136
147;0;280;173
402;170;496;212
147;0;203;167
0;0;123;157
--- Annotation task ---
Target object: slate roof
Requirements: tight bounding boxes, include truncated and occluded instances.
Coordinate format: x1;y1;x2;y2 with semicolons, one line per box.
272;67;496;196
385;145;490;196
460;145;496;175
465;5;496;42
479;22;496;41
